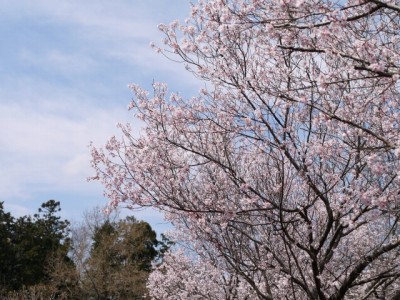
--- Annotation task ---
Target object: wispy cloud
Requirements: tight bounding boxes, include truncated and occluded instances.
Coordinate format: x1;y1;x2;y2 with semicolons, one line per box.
18;49;98;74
0;96;132;196
0;0;195;75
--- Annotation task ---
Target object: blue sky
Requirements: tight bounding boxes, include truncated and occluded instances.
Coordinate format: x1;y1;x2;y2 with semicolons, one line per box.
0;0;200;233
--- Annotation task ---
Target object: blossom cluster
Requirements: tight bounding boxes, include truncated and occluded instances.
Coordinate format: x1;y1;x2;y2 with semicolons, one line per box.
91;0;400;298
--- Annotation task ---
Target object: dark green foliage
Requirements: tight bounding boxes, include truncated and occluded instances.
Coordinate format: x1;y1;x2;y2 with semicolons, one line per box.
0;201;171;299
118;216;159;272
0;200;72;295
84;216;164;299
157;233;175;262
91;216;159;271
0;202;15;290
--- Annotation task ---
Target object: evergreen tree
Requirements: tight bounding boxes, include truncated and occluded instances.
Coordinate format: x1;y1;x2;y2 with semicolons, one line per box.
0;200;72;296
83;216;160;300
0;202;15;292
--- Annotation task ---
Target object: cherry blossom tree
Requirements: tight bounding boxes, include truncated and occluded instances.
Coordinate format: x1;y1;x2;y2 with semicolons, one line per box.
90;0;400;298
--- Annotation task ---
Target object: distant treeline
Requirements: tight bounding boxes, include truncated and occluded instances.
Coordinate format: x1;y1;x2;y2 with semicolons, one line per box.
0;200;171;299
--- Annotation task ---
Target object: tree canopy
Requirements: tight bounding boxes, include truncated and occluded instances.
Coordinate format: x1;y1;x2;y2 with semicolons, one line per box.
83;215;159;299
0;200;72;296
91;0;400;299
0;202;165;299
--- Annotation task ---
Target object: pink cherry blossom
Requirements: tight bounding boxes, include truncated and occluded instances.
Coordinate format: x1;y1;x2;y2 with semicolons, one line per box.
91;0;400;298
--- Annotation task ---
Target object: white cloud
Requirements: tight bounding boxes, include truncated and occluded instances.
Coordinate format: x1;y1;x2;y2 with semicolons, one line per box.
19;49;98;74
2;203;31;218
0;93;136;197
0;0;199;86
62;153;90;176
